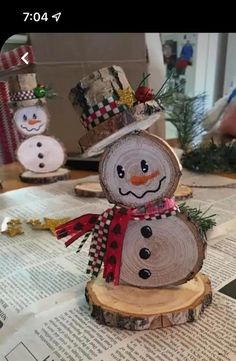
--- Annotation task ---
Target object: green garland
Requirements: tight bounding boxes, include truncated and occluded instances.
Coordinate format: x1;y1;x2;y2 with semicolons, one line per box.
181;141;236;173
179;202;216;239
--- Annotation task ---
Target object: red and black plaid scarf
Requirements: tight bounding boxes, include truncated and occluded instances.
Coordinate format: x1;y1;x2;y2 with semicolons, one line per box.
56;198;179;285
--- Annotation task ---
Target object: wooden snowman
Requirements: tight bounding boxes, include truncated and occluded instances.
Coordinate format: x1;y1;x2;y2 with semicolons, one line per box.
9;73;70;183
99;132;205;288
56;66;212;330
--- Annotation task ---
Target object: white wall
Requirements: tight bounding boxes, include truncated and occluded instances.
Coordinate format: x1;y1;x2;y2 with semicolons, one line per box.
145;33;165;92
194;33;224;109
145;33;166;138
224;33;236;93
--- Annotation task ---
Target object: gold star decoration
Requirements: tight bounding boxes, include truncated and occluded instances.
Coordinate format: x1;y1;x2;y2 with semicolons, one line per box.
3;226;24;237
117;87;136;108
26;219;41;226
7;219;22;225
27;217;70;236
2;219;24;237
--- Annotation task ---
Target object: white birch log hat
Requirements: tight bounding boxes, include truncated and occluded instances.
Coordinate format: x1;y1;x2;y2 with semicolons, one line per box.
8;73;48;108
69;66;163;157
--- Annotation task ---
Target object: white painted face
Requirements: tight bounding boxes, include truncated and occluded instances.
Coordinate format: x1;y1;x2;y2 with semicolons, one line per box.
99;132;182;208
14;105;49;136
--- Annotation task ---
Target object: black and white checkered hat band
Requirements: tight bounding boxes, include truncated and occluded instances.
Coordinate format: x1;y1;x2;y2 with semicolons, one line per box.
10;90;37;102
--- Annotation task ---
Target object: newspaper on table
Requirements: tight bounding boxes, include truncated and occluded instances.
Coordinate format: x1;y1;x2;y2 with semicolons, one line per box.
0;170;236;361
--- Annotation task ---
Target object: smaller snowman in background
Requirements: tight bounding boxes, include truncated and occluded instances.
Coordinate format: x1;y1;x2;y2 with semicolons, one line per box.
9;73;70;183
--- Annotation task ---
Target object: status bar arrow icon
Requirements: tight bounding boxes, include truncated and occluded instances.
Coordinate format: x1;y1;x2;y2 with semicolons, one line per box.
21;52;29;65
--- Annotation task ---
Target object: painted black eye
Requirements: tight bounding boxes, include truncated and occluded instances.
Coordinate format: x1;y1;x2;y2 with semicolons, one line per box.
117;165;125;178
141;160;149;173
33;113;37;119
23;114;27;121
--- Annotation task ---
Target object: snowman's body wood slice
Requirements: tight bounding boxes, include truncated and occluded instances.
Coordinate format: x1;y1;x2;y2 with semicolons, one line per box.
120;213;206;288
17;135;66;173
17;133;67;183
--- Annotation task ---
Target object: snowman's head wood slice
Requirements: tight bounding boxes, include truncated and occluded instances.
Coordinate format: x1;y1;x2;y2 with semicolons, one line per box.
8;73;50;137
99;131;182;208
13;105;49;136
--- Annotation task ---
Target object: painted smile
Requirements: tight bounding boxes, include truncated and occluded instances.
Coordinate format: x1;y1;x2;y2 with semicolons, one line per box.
21;124;43;132
119;176;166;199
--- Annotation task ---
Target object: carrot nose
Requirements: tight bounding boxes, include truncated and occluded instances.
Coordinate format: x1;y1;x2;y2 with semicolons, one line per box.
28;119;41;125
130;170;160;186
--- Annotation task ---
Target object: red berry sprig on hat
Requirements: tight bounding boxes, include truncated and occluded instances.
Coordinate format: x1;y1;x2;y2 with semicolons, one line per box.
135;70;176;109
135;73;155;103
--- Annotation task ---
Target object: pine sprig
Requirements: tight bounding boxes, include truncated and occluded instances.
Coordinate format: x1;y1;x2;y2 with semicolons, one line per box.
154;69;177;103
165;92;207;152
138;73;151;88
179;202;216;239
44;86;58;99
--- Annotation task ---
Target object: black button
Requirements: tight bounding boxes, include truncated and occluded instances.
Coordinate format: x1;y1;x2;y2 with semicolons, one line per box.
141;226;152;238
39;163;45;168
57;229;68;238
139;248;151;260
37;142;42;147
139;269;151;279
109;255;116;265
106;272;114;282
38;153;44;159
119;208;128;215
89;216;98;224
74;222;83;231
110;241;118;249
112;224;121;234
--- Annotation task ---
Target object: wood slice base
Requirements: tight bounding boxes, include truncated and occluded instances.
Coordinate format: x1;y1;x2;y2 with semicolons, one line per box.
85;273;212;331
174;184;193;201
19;168;70;184
74;181;105;198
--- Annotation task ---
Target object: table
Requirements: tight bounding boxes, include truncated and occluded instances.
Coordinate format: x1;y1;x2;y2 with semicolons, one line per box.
0;162;97;193
0;162;236;359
